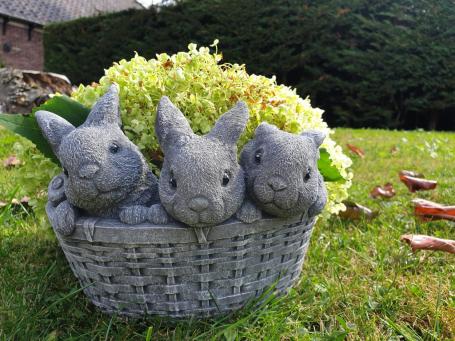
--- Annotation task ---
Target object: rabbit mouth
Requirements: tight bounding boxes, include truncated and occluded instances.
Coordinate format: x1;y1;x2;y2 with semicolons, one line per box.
253;183;300;211
165;199;226;227
173;211;213;228
256;192;304;217
71;180;125;202
179;211;223;228
94;180;124;193
96;187;125;201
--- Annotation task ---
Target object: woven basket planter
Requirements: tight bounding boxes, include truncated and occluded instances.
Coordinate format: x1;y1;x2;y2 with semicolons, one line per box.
48;203;315;318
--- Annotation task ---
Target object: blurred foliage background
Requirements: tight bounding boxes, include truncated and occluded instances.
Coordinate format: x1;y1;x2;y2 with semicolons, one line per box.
44;0;455;131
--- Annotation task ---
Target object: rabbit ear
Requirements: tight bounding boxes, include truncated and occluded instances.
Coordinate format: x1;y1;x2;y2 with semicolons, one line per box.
83;84;121;127
36;110;75;155
207;101;249;145
301;130;326;147
254;122;279;137
155;96;193;149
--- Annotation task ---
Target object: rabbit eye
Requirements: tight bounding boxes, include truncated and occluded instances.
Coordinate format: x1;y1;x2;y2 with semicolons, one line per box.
222;171;230;186
63;168;69;176
254;150;262;164
169;171;177;189
304;167;311;182
109;143;120;154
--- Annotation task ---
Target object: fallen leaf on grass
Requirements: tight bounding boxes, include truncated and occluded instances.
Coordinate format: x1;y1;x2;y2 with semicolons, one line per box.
390;145;399;155
399;170;437;192
399;170;424;178
12;196;30;206
338;201;378;220
370;183;396;199
400;234;455;254
3;155;21;168
0;196;32;214
346;144;365;158
412;198;455;222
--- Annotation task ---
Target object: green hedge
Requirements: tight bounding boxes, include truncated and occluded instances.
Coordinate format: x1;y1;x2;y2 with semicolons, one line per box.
44;0;455;130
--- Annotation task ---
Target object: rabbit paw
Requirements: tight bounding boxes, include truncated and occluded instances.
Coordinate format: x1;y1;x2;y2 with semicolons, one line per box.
48;173;67;207
119;205;150;224
53;201;77;236
148;204;169;224
236;200;262;223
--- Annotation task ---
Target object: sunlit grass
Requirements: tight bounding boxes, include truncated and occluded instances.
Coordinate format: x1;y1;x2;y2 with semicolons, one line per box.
0;127;454;340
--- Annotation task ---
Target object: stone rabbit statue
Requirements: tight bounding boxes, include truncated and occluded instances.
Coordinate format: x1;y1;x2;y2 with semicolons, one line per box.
37;84;159;235
237;122;327;222
121;96;249;228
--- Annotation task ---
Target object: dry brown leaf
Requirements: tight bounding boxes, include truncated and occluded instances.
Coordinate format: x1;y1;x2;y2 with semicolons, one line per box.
162;59;173;69
412;198;455;222
390;145;399;155
20;196;30;204
400;175;437;192
399;170;425;178
401;234;455;254
3;155;21;168
0;196;32;212
338;201;378;220
346;144;365;158
149;149;164;163
370;183;396;199
399;171;436;192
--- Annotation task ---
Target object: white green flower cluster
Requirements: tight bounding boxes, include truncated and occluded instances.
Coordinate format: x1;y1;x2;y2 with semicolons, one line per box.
72;41;352;216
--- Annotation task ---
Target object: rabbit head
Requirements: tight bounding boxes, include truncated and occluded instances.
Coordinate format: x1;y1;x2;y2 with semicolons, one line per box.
156;97;248;228
36;85;157;217
240;122;326;218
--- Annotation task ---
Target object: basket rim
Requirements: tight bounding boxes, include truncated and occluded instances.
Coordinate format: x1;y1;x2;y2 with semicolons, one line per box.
65;212;312;244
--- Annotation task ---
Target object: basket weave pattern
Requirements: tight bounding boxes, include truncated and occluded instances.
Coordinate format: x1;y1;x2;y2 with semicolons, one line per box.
53;214;315;318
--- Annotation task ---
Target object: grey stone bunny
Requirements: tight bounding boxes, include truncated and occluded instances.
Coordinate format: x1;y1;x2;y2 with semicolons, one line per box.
37;85;159;235
122;96;249;228
238;122;327;222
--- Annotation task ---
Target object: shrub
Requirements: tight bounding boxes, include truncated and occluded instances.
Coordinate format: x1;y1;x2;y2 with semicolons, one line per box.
45;0;455;131
72;43;352;216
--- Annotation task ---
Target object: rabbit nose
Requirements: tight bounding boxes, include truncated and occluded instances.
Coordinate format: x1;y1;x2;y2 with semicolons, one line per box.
268;176;287;191
79;164;99;179
188;196;209;212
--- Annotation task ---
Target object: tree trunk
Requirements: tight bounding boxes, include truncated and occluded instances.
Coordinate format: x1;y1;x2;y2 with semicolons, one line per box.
428;111;439;130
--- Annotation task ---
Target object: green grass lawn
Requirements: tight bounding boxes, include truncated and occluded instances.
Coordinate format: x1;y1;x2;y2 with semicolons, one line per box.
0;127;454;340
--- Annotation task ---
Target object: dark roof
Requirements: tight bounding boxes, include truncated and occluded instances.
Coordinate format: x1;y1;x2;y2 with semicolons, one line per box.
0;0;143;26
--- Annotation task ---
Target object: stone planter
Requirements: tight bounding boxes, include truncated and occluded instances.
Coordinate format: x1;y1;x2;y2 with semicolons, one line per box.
47;202;315;318
37;86;326;318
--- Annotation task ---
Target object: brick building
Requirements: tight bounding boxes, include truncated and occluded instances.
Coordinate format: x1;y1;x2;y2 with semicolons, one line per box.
0;0;142;71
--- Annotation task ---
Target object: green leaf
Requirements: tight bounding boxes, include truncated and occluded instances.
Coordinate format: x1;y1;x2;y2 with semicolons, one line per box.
318;148;344;182
381;317;423;341
0;96;90;164
32;95;90;127
145;327;153;341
